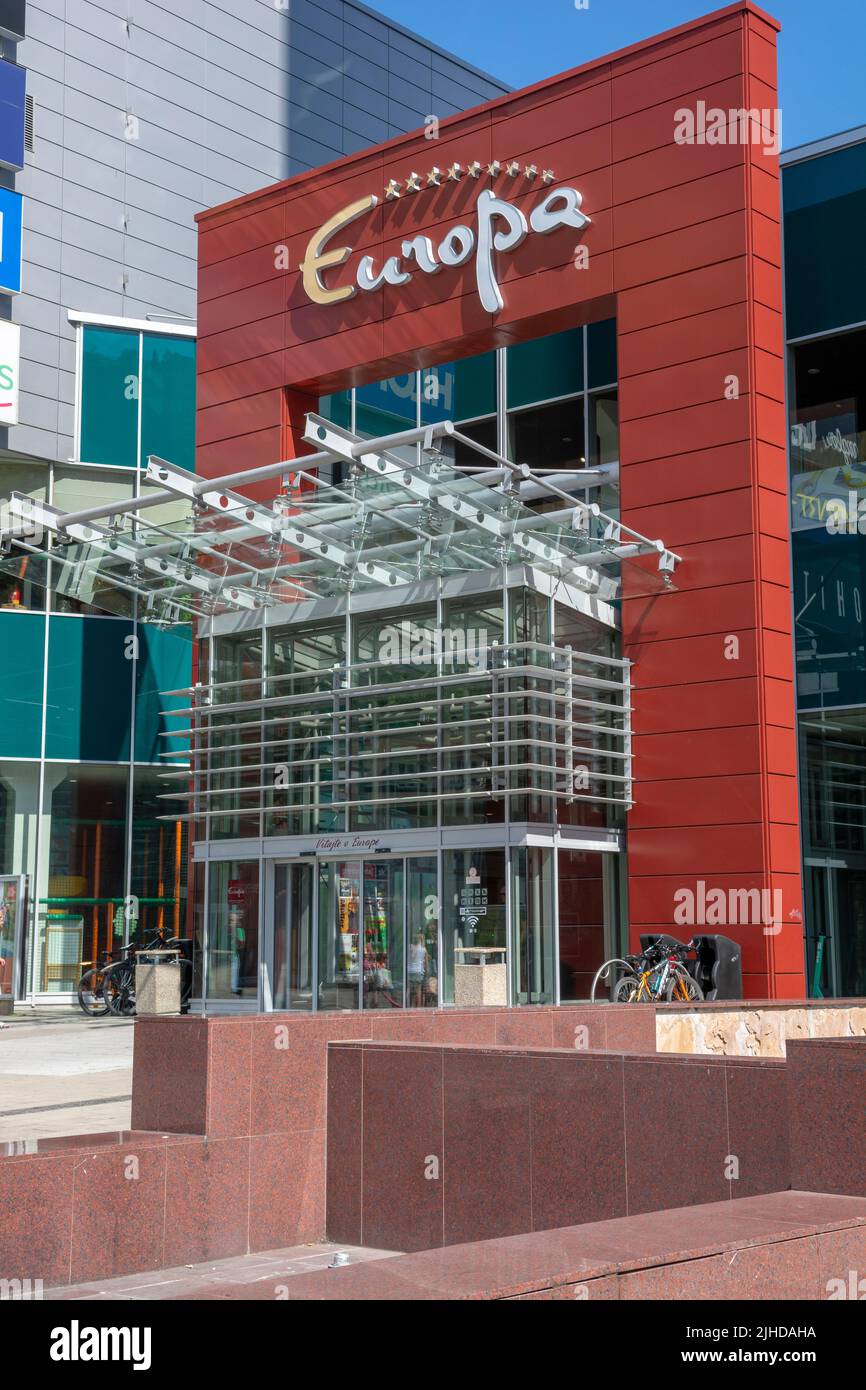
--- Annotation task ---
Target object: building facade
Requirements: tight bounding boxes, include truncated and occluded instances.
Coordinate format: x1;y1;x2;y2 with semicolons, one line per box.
4;2;865;1010
132;0;805;1009
781;125;866;999
0;0;506;1004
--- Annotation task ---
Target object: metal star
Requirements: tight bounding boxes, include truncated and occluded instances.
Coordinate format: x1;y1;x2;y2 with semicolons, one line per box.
542;168;555;184
487;160;501;178
384;179;402;200
506;160;521;177
447;162;463;181
524;164;538;180
426;166;442;187
405;172;422;192
467;161;482;178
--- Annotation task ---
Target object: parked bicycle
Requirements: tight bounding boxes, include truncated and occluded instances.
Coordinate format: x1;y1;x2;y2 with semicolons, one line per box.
77;947;122;1017
77;928;192;1018
591;937;704;1004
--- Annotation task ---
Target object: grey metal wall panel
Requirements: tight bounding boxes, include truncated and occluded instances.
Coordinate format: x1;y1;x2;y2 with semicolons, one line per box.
388;28;433;67
61;242;123;295
25;356;62;400
342;101;390;146
285;19;343;70
286;73;343;127
387;71;429;113
6;0;507;465
62;53;127;108
25;226;64;271
347;6;389;42
345;21;389;68
19;197;62;239
19;324;61;370
60;212;125;264
388;99;427;134
292;1;343;46
390;49;431;93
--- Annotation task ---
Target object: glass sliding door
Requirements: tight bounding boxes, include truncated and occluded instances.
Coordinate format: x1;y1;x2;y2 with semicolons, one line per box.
441;849;507;1005
511;846;555;1004
318;859;362;1010
314;855;428;1011
362;859;404;1008
273;862;314;1010
406;856;439;1008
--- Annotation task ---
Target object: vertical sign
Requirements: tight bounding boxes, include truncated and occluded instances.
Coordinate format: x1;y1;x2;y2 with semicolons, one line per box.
0;186;23;294
0;319;19;424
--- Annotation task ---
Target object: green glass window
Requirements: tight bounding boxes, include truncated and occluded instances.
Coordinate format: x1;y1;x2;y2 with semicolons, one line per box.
318;391;351;430
421;353;497;424
79;324;196;472
507;328;583;409
0;613;45;757
80;327;139;469
141;334;196;472
45;615;133;761
355;374;417;439
134;623;192;764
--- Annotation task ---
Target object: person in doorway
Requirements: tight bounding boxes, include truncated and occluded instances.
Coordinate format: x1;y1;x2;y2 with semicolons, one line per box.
408;929;431;1007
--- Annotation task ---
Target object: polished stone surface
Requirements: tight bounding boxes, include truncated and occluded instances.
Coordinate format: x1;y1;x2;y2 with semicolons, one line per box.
788;1038;866;1197
6;1007;862;1291
327;1040;792;1250
191;1192;866;1300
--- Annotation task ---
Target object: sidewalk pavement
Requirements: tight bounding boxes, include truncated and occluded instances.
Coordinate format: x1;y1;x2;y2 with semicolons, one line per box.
46;1244;400;1300
0;1011;133;1142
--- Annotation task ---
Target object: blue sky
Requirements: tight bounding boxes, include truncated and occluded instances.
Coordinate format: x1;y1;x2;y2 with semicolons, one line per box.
371;0;865;150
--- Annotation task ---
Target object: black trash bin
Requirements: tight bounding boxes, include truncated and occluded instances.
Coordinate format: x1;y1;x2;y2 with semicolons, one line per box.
690;934;743;1000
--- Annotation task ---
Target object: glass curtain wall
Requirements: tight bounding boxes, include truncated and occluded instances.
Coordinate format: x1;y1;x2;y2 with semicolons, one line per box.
789;326;866;997
320;321;617;490
0;320;196;998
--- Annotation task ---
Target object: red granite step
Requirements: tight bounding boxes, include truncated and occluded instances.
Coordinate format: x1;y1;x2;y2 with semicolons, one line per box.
179;1191;866;1300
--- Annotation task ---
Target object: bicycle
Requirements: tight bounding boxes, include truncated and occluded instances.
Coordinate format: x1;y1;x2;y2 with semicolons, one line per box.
593;938;704;1004
102;930;193;1017
77;948;124;1017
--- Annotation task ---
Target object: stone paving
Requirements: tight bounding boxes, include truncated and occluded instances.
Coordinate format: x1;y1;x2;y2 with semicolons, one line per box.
0;1011;133;1142
46;1243;400;1300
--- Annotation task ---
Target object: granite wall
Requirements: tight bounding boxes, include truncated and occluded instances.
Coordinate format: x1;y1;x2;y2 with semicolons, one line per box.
326;1040;792;1250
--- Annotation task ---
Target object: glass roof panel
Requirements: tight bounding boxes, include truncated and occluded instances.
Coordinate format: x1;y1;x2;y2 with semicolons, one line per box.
0;415;680;624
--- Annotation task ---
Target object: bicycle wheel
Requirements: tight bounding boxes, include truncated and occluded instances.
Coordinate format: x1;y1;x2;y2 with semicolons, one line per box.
611;972;640;1003
77;969;109;1018
103;961;136;1017
665;968;704;1002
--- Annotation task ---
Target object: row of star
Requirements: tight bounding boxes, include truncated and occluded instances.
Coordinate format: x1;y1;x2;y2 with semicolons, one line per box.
383;161;556;200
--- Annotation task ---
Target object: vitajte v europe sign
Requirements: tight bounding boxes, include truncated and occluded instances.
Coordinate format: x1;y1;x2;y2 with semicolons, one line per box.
300;162;591;315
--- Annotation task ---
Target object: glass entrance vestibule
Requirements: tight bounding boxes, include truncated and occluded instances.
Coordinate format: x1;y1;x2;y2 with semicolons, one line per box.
200;839;624;1012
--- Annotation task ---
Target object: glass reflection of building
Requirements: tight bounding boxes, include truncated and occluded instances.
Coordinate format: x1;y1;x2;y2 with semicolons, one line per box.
783;130;866;998
189;322;632;1011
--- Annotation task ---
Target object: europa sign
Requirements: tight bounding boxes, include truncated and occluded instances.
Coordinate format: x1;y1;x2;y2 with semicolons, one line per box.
300;183;591;316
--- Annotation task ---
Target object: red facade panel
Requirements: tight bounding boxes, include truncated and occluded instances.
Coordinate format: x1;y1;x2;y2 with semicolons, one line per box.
195;2;803;997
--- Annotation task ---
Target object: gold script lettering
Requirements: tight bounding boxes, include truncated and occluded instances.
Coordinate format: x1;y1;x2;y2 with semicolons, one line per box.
300;195;378;305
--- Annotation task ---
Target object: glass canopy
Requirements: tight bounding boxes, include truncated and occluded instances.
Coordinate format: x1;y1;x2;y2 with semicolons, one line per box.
0;414;681;625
